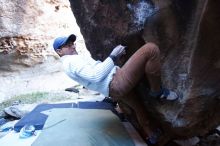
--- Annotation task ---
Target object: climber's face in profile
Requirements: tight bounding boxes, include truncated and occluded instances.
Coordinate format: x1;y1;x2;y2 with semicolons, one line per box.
53;34;77;56
60;42;76;56
56;42;77;56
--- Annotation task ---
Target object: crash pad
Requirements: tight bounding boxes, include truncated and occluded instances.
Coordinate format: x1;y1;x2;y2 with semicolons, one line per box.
32;108;135;146
14;103;76;132
14;101;117;132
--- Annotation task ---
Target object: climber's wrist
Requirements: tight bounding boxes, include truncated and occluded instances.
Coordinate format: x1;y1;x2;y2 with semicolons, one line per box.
109;55;117;62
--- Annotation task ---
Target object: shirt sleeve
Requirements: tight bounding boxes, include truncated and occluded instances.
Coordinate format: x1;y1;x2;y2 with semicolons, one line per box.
69;56;115;82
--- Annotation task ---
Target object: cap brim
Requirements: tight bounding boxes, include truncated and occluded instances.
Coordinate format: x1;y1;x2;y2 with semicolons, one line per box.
65;34;76;44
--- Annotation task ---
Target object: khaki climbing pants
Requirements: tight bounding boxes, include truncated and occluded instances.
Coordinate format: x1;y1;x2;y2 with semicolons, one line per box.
109;42;161;137
109;42;161;98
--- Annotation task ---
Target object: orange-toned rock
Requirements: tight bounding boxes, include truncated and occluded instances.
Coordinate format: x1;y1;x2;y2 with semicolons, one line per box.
70;0;220;145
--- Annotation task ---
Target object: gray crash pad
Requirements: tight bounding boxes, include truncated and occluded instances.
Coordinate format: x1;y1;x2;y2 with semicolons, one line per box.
32;108;135;146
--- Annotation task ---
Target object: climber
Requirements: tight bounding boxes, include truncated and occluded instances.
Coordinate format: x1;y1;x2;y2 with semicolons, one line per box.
53;33;180;145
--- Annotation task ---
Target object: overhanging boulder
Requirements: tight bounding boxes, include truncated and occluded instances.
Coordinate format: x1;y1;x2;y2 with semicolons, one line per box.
70;0;220;145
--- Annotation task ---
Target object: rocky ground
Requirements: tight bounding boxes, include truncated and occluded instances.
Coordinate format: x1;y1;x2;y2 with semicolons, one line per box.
0;86;105;117
1;67;219;145
0;87;105;136
0;87;220;146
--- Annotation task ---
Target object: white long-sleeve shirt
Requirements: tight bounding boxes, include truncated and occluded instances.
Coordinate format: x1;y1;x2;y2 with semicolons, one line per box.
61;55;118;97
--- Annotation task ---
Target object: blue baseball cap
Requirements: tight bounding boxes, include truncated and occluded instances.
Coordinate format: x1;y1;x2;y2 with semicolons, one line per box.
53;34;76;51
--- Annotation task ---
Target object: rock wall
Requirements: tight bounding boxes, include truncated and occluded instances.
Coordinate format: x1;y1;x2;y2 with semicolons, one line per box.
0;0;87;101
69;0;220;144
1;0;220;144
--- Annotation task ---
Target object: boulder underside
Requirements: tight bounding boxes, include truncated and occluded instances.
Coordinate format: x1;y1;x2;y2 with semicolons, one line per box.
70;0;220;145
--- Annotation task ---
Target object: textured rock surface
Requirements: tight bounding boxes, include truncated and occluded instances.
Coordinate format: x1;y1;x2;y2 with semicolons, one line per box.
70;0;220;145
0;0;86;68
0;0;88;101
0;0;219;145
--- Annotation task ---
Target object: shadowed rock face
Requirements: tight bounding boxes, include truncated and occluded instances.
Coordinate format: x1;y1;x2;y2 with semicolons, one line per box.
70;0;220;144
